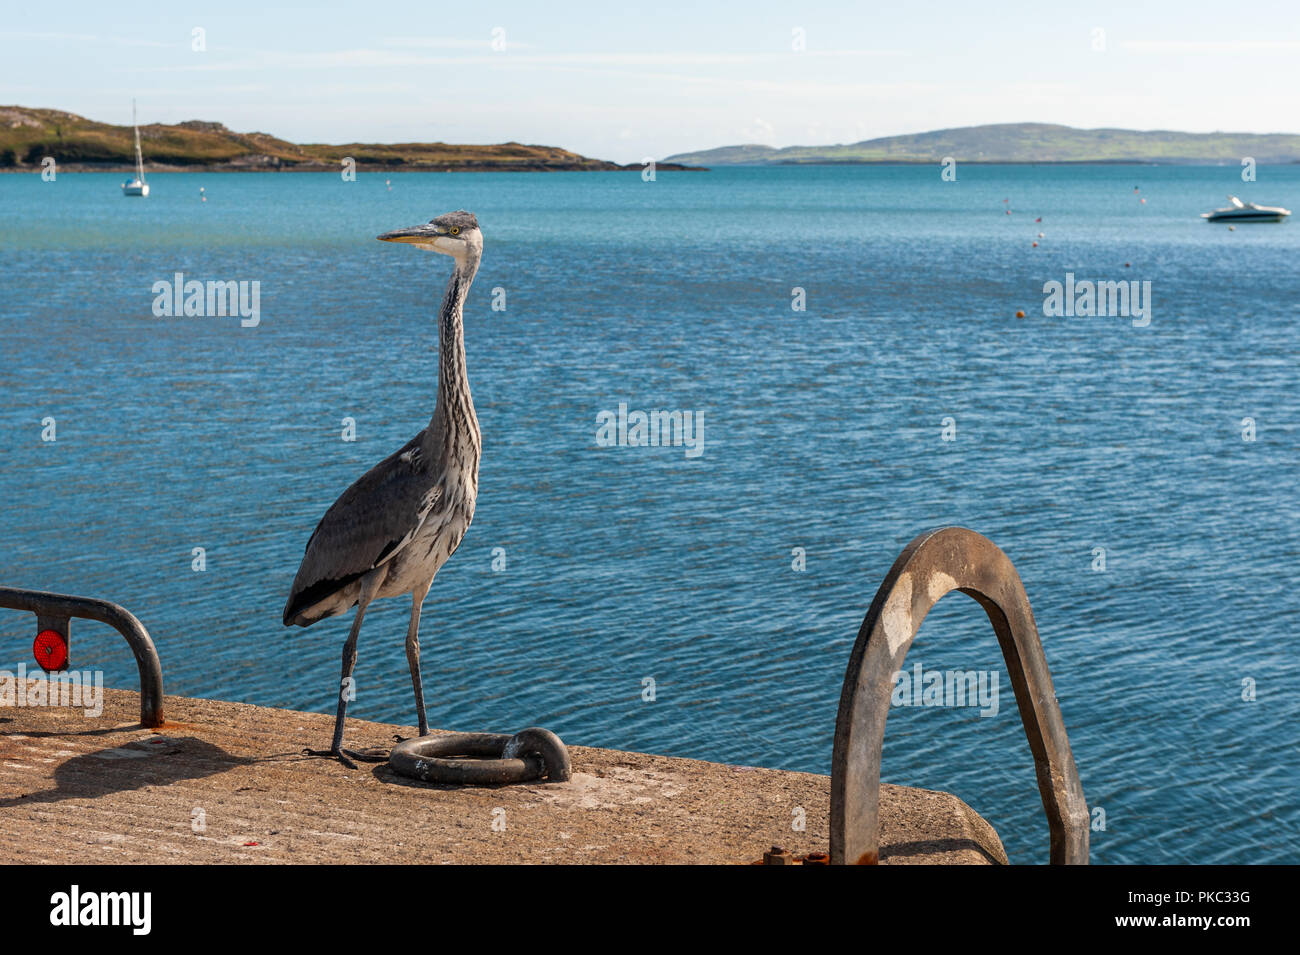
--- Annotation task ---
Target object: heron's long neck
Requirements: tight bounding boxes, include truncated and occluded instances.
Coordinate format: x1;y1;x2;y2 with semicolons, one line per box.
430;255;481;461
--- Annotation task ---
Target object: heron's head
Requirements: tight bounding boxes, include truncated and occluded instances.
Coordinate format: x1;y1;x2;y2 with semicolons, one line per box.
378;210;481;260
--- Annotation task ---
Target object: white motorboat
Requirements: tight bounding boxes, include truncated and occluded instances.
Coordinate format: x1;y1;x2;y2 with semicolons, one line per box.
1201;195;1289;222
121;100;149;197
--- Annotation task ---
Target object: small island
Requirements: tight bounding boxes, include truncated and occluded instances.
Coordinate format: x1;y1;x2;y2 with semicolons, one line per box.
0;106;703;173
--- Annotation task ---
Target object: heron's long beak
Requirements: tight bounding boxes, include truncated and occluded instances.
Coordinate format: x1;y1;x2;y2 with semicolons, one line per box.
377;224;441;244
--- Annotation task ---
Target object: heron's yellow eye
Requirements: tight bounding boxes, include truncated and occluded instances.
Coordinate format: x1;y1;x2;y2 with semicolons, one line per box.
450;226;460;235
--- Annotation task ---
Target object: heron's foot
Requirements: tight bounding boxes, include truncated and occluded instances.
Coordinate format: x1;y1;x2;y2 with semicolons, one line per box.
392;726;434;743
302;746;358;770
341;746;390;763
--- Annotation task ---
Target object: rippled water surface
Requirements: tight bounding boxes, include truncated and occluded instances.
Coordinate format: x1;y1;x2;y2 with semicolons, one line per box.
2;165;1297;863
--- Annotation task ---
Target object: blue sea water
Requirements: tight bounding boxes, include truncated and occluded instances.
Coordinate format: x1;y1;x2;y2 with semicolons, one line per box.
1;164;1297;864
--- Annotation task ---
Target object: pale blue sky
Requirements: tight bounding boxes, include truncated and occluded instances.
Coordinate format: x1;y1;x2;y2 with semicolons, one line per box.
3;0;1298;163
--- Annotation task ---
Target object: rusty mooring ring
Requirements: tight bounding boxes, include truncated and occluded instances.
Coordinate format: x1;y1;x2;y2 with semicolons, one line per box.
388;728;572;785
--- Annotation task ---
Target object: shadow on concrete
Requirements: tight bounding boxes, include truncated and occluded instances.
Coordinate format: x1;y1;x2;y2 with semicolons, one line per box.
0;735;253;808
14;724;159;739
880;838;1007;865
369;762;481;792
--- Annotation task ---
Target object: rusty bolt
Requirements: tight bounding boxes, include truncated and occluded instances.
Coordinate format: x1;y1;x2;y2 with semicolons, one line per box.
802;851;830;866
763;846;796;865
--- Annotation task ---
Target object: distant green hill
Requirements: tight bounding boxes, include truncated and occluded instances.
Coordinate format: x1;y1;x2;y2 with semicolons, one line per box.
664;123;1300;165
0;106;699;172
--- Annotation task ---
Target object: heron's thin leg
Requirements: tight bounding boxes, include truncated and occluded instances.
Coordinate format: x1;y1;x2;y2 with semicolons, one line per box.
405;581;432;738
305;573;381;768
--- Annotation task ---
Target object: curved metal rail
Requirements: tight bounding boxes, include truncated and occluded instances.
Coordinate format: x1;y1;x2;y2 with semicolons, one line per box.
389;728;571;785
0;586;165;728
830;527;1088;865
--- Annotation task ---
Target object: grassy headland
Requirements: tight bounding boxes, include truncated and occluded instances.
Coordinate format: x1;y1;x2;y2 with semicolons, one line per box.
663;122;1300;165
0;106;700;172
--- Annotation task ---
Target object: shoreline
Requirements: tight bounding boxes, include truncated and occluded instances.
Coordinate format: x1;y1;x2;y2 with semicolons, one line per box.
7;159;1300;173
0;162;704;174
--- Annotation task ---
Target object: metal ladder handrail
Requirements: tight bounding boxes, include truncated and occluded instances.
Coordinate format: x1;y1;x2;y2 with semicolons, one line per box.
830;526;1088;864
0;586;165;728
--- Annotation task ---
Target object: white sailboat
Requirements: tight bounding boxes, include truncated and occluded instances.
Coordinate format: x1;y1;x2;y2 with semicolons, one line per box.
121;100;149;197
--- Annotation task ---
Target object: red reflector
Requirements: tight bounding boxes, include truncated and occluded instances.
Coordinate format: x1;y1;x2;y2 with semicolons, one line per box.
34;629;68;671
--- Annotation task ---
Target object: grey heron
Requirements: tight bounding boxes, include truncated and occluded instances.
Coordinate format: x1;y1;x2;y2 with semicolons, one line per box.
283;210;483;767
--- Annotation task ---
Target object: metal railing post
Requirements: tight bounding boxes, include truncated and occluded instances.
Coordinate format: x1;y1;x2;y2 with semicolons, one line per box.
830;527;1088;864
0;586;165;727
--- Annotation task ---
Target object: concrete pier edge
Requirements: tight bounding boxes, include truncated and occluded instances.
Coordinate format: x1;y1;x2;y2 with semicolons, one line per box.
0;682;1007;865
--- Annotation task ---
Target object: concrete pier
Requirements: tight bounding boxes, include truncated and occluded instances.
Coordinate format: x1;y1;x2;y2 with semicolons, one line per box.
0;684;1006;864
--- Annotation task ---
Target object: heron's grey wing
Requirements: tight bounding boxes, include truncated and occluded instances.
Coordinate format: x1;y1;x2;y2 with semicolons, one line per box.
283;434;442;625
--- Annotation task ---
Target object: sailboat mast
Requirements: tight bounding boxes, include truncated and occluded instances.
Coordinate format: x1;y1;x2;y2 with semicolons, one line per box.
132;99;145;181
